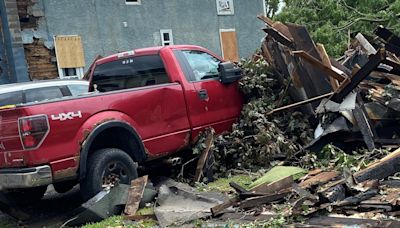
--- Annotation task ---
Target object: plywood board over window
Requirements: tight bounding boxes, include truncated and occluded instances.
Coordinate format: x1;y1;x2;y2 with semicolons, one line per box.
219;29;239;62
54;35;85;79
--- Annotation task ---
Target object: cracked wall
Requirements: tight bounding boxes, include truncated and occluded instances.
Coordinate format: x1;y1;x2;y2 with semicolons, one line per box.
17;0;58;80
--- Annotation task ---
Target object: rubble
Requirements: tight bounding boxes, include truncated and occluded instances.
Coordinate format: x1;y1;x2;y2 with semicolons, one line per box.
4;14;400;228
200;16;400;227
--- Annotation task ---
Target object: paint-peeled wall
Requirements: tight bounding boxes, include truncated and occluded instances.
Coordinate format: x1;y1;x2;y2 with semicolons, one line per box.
32;0;265;71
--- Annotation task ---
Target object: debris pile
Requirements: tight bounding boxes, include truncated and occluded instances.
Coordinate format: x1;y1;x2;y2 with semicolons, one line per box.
211;146;400;227
259;16;400;153
210;15;400;178
212;56;313;174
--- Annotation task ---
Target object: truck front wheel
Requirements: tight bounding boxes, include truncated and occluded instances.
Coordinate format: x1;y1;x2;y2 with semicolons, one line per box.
80;148;138;201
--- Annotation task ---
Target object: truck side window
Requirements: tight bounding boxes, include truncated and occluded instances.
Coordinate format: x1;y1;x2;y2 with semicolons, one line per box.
68;85;89;96
0;91;23;106
25;87;64;103
182;50;221;82
92;55;170;92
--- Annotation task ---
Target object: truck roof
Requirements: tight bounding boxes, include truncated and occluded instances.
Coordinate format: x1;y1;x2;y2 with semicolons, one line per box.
96;45;208;65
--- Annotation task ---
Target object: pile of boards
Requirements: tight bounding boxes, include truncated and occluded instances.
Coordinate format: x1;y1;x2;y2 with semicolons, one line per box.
260;16;400;153
210;148;400;227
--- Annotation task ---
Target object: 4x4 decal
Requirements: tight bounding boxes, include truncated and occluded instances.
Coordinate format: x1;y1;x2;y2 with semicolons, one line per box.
51;111;82;121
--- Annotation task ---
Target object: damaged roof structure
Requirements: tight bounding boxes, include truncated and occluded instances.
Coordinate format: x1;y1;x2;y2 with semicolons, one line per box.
260;15;400;153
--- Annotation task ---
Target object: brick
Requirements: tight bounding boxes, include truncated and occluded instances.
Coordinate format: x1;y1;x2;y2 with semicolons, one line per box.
8;21;20;29
5;1;18;9
13;36;23;43
7;15;20;22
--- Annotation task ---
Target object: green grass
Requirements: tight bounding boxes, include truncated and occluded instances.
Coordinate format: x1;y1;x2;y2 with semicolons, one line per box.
83;216;157;228
198;174;255;193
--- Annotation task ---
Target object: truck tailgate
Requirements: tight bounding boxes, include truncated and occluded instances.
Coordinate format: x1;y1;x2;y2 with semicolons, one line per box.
0;107;25;167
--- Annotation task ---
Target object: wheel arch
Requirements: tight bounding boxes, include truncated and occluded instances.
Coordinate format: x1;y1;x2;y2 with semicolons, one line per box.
79;120;147;180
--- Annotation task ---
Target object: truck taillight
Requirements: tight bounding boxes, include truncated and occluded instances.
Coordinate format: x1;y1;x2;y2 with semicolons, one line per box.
18;115;49;150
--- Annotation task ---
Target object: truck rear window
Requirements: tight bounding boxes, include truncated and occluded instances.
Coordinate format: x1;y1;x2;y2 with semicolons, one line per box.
92;55;170;92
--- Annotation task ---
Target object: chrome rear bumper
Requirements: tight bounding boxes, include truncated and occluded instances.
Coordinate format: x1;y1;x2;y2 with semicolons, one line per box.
0;165;52;190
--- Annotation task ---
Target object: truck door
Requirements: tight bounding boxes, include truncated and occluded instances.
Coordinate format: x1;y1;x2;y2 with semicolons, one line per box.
175;49;243;137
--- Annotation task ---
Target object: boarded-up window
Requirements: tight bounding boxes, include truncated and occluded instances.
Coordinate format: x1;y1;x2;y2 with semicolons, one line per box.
219;29;239;62
54;35;85;79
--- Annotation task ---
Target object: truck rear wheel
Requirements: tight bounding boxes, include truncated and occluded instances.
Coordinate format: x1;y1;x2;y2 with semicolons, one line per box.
80;148;138;201
3;186;48;205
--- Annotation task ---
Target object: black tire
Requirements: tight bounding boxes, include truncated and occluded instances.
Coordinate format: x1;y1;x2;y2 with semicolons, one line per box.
3;185;48;205
80;148;138;201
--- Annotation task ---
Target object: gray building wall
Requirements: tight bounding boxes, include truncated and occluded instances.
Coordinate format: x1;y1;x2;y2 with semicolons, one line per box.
33;0;265;69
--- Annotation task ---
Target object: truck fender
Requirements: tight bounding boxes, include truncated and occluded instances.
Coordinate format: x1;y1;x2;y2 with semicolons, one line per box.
79;120;147;180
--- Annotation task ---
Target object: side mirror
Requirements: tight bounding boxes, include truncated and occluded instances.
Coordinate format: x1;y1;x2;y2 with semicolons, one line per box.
219;62;243;84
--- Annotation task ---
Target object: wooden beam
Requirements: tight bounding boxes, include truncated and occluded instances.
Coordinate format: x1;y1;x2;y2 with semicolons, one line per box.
238;191;290;209
299;171;339;189
194;130;214;182
124;175;148;217
267;92;334;115
292;50;347;82
353;107;376;151
229;182;248;194
354;147;400;183
210;198;239;217
257;15;274;27
331;48;386;103
263;27;294;48
249;176;293;195
316;43;340;90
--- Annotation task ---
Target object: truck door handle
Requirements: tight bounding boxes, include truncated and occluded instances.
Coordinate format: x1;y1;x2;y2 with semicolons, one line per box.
198;89;208;100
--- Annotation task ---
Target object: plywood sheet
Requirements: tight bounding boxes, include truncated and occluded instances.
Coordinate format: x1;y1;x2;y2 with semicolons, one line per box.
54;36;85;68
220;30;239;62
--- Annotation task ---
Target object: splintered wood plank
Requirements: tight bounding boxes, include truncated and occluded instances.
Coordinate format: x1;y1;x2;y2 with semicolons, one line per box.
194;129;214;182
316;43;340;90
299;171;340;189
211;198;240;217
124;175;148;217
238;191;290;209
249;176;293;194
292;50;347;82
354;147;400;183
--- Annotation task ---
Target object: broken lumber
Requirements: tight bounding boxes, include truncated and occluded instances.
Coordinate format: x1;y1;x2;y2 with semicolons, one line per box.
292;50;347;82
249;176;293;195
267;92;334;115
229;182;248;194
238;191;290;209
317;43;340;90
124;175;148;217
299;171;339;189
331;48;387;103
211;198;239;217
354;147;400;183
194;129;214;182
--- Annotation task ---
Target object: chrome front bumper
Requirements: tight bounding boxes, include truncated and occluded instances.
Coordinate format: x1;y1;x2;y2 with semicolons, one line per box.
0;165;52;190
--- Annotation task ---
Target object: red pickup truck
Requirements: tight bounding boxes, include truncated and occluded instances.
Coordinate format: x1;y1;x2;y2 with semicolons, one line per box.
0;45;243;201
